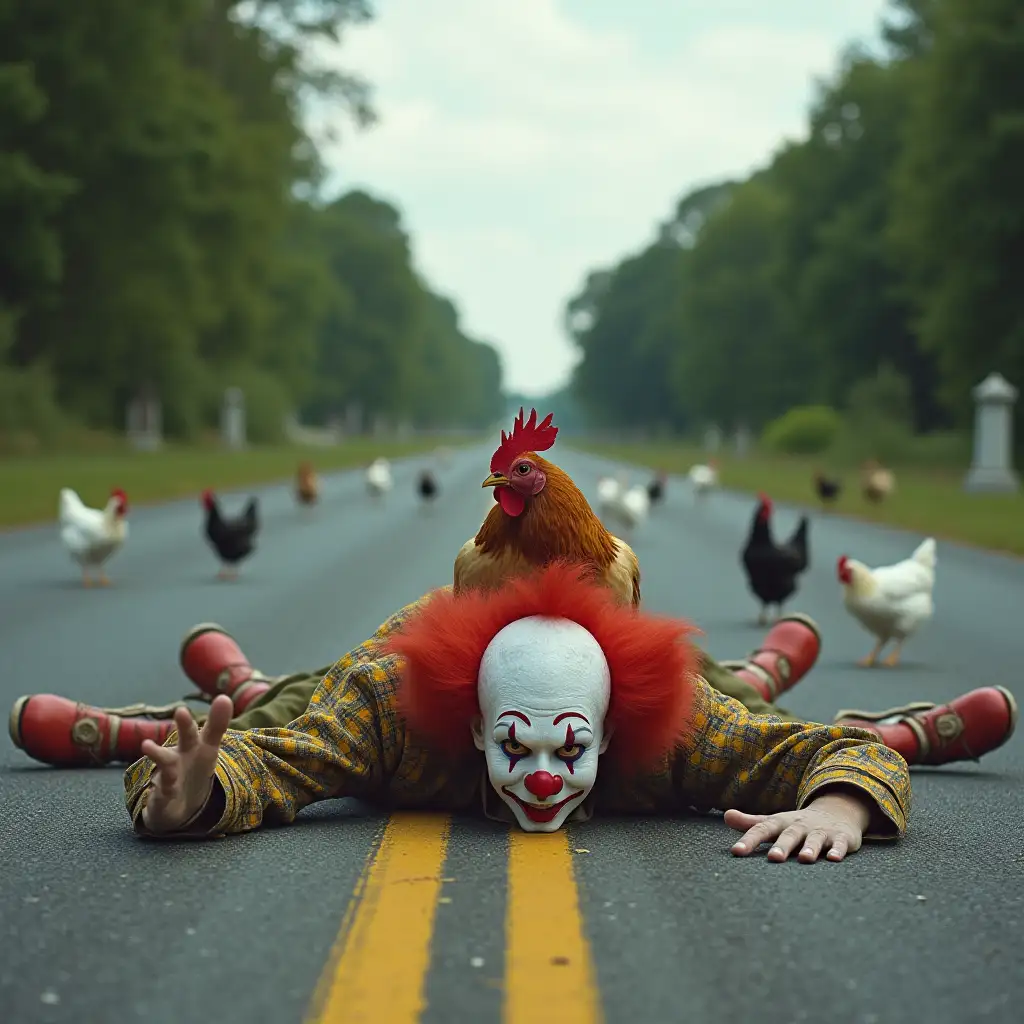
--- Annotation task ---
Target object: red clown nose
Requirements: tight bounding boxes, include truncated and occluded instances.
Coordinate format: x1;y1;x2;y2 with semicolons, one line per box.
524;771;563;800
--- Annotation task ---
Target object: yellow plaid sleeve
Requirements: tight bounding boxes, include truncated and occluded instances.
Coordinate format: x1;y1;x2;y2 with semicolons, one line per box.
124;657;406;836
674;678;911;838
124;589;451;837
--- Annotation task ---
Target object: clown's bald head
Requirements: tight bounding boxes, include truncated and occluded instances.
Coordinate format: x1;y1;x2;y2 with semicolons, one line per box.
472;616;612;832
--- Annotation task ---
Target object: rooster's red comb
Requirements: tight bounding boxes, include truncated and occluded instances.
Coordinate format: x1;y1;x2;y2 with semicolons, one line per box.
490;408;558;474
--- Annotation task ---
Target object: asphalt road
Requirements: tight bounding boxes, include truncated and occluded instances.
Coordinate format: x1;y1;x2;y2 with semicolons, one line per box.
1;445;1021;1024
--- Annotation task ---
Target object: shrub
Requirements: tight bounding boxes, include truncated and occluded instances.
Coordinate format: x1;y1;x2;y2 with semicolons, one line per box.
846;364;914;428
0;364;68;452
761;405;842;455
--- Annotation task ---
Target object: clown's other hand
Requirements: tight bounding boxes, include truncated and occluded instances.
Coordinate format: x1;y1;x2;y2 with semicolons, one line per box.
140;696;233;834
725;790;872;863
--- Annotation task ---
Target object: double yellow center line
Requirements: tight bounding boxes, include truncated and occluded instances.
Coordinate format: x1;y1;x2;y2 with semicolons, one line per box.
308;813;601;1024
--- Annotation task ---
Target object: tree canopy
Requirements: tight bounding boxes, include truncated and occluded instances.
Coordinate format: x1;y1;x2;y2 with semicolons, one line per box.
566;0;1022;447
0;0;502;444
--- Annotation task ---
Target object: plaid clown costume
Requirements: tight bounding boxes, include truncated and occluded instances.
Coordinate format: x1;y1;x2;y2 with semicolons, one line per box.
120;578;912;839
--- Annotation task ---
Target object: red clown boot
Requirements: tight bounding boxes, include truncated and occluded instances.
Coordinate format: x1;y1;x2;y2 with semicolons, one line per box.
719;613;822;704
179;623;272;714
834;687;1018;766
9;695;181;767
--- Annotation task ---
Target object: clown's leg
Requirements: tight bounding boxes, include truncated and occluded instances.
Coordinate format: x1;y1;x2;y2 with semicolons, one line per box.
708;613;821;722
9;697;186;767
834;687;1018;766
8;625;330;766
178;623;330;730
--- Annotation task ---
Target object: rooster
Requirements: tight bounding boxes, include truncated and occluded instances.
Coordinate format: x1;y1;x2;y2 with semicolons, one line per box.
58;487;129;586
417;469;439;502
596;475;625;520
837;538;936;668
201;490;258;580
454;409;641;607
689;461;718;501
366;457;392;498
296;461;319;506
646;471;667;504
861;460;895;503
814;471;841;508
741;493;809;624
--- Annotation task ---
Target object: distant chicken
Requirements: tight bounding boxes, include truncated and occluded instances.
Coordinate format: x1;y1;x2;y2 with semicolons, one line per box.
646;471;667;504
814;471;841;508
59;487;129;586
454;409;641;607
417;470;439;502
689;460;718;500
861;460;895;503
366;457;393;498
741;493;809;624
201;490;258;580
838;537;936;668
596;475;626;520
296;461;319;506
605;483;650;536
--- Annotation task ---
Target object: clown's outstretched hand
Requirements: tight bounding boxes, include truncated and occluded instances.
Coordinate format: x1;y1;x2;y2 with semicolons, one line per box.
725;789;873;864
139;695;233;834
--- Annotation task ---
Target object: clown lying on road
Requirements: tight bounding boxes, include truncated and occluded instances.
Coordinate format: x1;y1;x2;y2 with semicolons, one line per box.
8;564;1017;860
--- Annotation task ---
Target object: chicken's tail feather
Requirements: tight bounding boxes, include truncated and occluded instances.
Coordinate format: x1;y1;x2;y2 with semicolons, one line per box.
911;537;936;569
59;487;85;524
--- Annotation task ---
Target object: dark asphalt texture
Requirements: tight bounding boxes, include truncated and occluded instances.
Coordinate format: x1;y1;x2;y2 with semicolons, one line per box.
1;446;1022;1024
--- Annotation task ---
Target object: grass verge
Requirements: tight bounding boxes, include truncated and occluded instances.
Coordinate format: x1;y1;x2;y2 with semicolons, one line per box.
0;438;463;529
571;440;1024;557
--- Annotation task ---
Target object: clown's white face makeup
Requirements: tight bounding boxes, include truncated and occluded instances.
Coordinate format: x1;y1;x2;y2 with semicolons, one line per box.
472;616;611;832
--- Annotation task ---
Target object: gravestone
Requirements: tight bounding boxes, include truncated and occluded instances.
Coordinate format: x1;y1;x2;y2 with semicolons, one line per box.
703;425;723;453
221;387;246;450
344;402;363;437
963;372;1019;492
125;390;162;451
734;424;752;457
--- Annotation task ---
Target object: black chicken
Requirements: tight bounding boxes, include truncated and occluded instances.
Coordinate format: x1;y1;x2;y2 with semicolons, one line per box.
201;489;258;579
814;471;841;508
417;470;438;502
741;493;809;624
647;471;667;504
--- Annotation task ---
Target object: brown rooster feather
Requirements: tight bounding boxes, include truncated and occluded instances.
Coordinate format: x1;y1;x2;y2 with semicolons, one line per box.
454;409;641;607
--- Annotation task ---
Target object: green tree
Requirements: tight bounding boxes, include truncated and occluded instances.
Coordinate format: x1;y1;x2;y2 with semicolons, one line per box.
890;0;1024;428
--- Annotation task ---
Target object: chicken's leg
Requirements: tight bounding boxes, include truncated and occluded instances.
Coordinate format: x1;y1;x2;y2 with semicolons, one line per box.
97;572;112;586
81;569;93;588
881;642;903;668
858;640;883;668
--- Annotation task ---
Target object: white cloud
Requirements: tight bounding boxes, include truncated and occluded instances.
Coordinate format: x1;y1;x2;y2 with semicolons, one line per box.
311;0;889;393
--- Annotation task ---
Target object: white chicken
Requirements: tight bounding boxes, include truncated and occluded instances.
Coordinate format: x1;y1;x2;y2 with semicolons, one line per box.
596;475;649;536
365;457;393;498
688;461;718;501
595;475;624;520
837;537;936;668
59;487;130;587
618;484;651;529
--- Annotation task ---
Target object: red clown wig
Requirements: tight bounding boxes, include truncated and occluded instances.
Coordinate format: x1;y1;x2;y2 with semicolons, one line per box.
386;562;703;772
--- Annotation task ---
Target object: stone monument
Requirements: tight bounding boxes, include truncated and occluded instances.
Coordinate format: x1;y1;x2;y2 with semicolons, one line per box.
734;424;752;457
963;372;1019;492
221;386;246;450
125;389;162;451
703;424;723;453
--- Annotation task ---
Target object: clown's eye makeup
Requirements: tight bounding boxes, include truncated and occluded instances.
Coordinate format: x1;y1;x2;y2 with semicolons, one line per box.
556;743;584;763
501;738;530;758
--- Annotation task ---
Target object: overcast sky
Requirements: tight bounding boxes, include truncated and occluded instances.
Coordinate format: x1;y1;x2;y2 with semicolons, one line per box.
316;0;891;395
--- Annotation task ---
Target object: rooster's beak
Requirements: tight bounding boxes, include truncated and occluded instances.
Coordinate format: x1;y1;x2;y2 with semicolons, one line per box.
481;472;507;489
